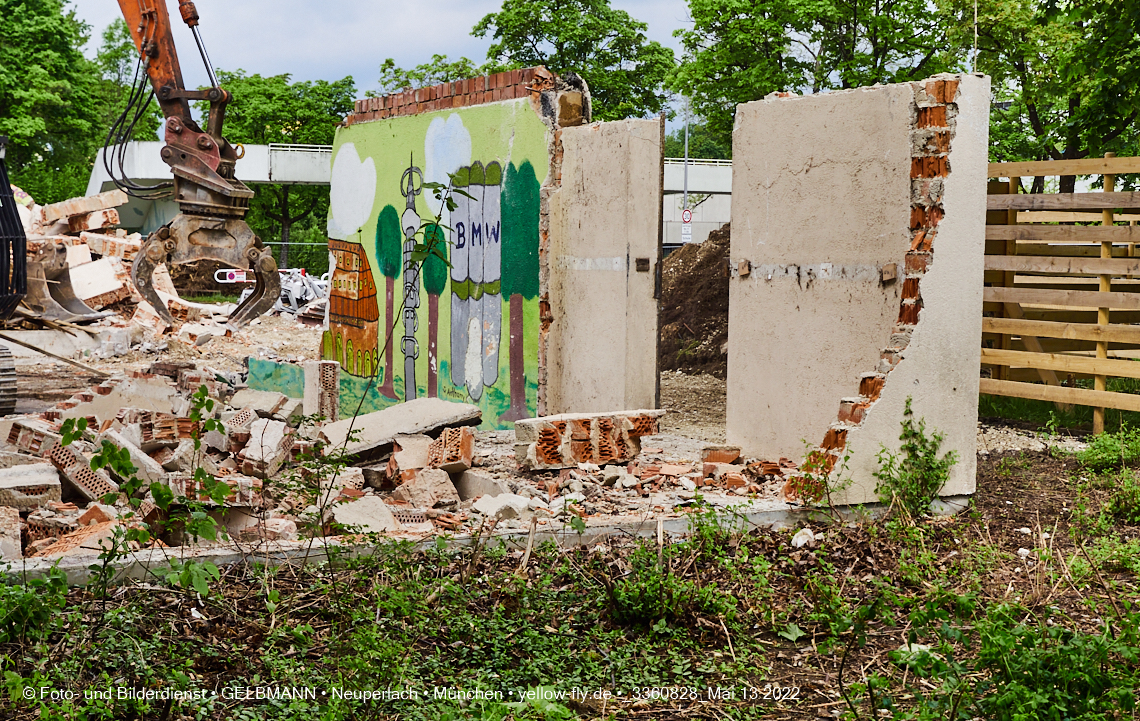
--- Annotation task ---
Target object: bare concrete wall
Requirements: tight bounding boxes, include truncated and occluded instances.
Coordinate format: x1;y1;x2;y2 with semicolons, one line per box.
726;75;989;504
546;119;661;414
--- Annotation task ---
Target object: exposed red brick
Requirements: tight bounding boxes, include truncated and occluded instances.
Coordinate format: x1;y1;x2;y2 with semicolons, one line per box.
859;375;885;401
916;105;947;128
821;427;848;451
898;300;922;325
901;277;921;300
905;252;931;274
837;400;870;425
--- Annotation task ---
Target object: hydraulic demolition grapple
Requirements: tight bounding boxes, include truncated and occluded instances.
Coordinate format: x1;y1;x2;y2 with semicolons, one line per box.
110;0;279;330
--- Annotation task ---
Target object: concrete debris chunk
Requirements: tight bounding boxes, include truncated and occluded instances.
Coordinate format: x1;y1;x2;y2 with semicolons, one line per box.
42;189;127;224
238;418;293;478
514;409;665;470
7;418;62;456
0;452;49;470
273;397;304;426
69;257;130;309
230;388;289;417
319;398;481;460
390;468;459;509
331;495;400;533
302;360;340;422
472;493;531;520
428;426;474;473
98;429;167;484
453;470;510;501
80;231;140;260
0;507;20;560
372;433;432;489
238;517;298;542
67;208;120;234
0;463;62;510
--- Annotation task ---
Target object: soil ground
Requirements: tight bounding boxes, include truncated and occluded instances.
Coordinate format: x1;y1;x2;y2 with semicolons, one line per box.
659;225;730;378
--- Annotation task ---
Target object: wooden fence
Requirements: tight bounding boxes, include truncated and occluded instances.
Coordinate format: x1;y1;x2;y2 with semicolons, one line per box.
982;155;1140;433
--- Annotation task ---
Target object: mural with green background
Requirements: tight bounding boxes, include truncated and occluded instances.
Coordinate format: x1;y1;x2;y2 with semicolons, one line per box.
321;99;548;428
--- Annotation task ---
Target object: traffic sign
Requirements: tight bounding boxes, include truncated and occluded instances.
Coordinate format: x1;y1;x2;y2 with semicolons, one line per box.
681;224;693;242
682;208;692;223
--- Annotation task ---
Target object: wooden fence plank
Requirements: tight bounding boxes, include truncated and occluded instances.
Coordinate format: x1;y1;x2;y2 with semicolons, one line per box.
981;347;1140;379
987;192;1140;211
984;256;1140;275
982;317;1140;344
987;244;1136;258
989;157;1140;178
983;286;1140;310
1016;211;1140;223
979;378;1140;412
985;225;1140;242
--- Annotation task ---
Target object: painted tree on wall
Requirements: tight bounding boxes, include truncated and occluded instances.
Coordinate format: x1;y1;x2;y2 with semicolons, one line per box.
376;206;402;400
422;223;449;397
498;161;541;422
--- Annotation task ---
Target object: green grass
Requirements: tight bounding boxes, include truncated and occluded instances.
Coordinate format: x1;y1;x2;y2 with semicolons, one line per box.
180;292;243;305
980;377;1140;433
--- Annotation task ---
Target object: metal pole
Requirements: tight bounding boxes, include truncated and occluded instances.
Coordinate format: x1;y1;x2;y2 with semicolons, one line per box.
682;98;690;212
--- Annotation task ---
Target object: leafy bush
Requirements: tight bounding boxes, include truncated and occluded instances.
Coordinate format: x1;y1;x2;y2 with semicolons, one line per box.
1077;424;1140;471
874;398;958;517
609;543;731;625
1106;471;1140;524
0;568;68;643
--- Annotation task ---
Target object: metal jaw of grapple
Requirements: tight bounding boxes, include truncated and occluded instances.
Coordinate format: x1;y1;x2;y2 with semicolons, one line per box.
132;214;280;332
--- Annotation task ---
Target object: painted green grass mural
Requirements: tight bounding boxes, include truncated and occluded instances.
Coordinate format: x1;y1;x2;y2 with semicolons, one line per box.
323;99;548;428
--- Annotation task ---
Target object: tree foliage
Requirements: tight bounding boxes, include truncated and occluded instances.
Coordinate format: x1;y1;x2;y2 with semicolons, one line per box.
202;71;355;267
663;122;731;159
373;55;501;95
472;0;675;120
0;0;103;202
939;0;1140;191
670;0;953;145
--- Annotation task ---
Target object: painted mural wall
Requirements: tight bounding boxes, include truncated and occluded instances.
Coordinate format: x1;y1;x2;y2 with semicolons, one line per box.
324;99;548;428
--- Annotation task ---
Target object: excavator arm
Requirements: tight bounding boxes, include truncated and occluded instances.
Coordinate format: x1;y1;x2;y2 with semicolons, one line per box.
116;0;279;330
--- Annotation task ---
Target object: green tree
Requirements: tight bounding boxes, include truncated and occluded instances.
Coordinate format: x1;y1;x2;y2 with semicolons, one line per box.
939;0;1140;192
375;205;402;400
498;161;540;422
472;0;675;120
422;223;448;398
203;71;355;267
94;19;162;145
372;55;499;95
0;0;102;203
670;0;952;146
663;122;731;159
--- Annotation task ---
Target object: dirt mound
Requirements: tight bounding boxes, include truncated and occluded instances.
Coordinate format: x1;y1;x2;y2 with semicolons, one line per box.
169;260;234;297
659;223;730;378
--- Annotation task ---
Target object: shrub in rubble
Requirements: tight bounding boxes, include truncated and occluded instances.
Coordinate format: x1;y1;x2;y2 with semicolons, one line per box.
873;397;957;519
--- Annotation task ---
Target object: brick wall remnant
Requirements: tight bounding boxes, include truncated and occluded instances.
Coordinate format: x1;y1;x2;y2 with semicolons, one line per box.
786;77;961;502
514;409;666;470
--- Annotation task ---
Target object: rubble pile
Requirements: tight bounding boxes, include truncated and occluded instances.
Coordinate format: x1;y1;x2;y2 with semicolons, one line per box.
0;350;797;560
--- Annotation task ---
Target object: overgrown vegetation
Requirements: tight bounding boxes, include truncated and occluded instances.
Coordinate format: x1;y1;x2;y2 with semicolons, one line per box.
874;398;959;517
3;444;1140;720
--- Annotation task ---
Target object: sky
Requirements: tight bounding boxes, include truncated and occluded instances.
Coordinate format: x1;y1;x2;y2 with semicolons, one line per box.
71;0;694;102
